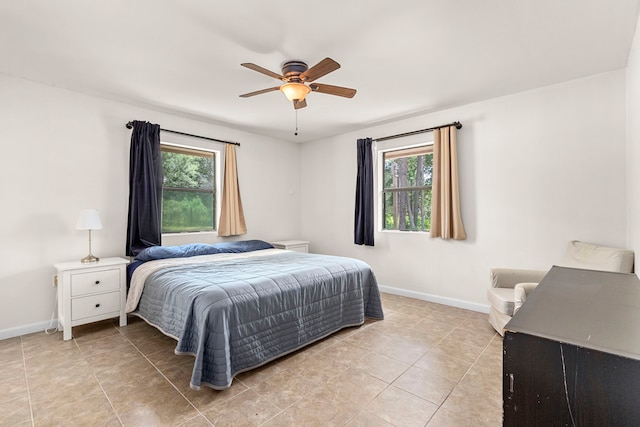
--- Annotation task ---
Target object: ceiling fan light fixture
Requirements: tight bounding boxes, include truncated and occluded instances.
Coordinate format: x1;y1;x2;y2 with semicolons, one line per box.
280;82;311;101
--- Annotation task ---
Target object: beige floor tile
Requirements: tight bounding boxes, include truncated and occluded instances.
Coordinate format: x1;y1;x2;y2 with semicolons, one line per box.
76;331;136;357
285;351;350;383
376;335;432;365
0;395;32;426
32;394;120;427
350;352;411;383
0;337;23;364
366;385;439;427
20;331;78;357
235;360;287;388
441;390;503;426
324;367;389;406
410;318;457;340
202;389;281;426
251;371;321;410
0;360;28;404
344;410;395;426
261;386;357;427
400;297;444;311
434;336;485;364
5;291;504;426
71;318;120;343
425;310;467;327
116;395;198;427
414;348;472;382
129;331;178;355
317;339;370;365
100;372;174;412
26;356;91;387
178;379;249;413
154;357;198;390
23;342;84;368
28;360;104;414
30;381;105;420
427;406;495;427
446;326;496;349
176;414;213;427
393;366;457;406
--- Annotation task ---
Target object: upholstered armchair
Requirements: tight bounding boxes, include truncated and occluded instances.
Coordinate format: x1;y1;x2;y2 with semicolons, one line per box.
487;240;634;335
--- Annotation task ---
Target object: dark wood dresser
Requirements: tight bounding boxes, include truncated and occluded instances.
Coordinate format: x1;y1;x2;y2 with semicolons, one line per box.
503;266;640;426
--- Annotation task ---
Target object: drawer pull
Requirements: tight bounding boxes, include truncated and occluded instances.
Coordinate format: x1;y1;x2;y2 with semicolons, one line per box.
95;280;100;285
95;303;101;308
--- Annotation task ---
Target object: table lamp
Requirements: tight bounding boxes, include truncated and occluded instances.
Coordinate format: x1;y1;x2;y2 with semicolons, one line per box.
76;209;102;263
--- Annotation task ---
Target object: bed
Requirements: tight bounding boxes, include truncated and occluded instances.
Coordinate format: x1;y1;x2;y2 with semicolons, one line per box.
125;240;384;390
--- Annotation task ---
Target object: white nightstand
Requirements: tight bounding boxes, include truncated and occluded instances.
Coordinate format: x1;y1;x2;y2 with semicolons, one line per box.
271;240;310;253
54;257;129;340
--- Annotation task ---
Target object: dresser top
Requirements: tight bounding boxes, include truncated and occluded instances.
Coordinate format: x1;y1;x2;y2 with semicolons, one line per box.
271;240;309;246
54;257;129;271
506;266;640;360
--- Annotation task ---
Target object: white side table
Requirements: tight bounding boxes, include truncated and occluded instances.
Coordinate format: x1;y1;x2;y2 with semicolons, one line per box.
54;257;129;340
271;240;310;253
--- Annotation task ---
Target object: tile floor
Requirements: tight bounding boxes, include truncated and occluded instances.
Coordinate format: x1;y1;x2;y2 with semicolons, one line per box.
0;293;503;426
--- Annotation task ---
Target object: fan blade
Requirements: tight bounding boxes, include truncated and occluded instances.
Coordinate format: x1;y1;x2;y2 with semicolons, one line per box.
240;63;285;81
239;86;280;98
300;58;340;82
293;99;307;109
309;83;356;98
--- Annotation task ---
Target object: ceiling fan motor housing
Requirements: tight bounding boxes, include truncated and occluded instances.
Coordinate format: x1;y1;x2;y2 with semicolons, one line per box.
282;61;308;81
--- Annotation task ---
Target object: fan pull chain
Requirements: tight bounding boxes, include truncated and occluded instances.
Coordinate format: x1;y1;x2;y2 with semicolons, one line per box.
295;109;299;136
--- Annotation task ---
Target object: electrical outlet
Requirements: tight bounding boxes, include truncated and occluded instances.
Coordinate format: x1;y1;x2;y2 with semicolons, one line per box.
53;275;58;287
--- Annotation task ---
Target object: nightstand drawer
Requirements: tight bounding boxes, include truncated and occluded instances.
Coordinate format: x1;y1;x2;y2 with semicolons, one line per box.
71;269;120;297
72;292;121;321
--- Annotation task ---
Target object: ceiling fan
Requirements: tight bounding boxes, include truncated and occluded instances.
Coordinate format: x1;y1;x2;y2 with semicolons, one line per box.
239;58;356;109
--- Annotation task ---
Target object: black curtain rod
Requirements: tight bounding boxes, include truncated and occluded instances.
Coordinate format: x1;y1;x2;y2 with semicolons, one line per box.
125;121;240;147
372;121;462;142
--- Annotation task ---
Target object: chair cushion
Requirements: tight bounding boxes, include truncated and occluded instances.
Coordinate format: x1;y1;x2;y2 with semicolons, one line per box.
487;287;515;315
562;240;634;273
513;282;539;314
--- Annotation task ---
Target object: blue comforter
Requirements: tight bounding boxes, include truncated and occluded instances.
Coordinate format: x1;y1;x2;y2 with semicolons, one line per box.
131;249;383;390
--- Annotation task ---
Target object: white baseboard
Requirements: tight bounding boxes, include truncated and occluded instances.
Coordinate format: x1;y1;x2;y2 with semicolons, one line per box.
0;320;56;341
378;285;490;314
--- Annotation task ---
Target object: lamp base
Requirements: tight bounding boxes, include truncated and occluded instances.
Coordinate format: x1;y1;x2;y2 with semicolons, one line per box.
80;254;99;263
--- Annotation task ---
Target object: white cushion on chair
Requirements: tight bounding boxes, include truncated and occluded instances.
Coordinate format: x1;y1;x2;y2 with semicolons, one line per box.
487;287;515;315
513;282;539;314
563;240;634;273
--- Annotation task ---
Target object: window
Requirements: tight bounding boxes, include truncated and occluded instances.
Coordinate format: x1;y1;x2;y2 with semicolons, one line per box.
381;144;433;232
161;144;217;233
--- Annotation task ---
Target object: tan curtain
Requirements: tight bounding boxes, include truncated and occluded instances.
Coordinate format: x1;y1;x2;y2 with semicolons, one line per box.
430;125;466;240
218;144;247;236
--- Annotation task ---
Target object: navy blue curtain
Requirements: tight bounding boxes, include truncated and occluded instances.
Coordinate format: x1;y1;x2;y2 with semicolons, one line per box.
354;138;374;246
126;121;163;256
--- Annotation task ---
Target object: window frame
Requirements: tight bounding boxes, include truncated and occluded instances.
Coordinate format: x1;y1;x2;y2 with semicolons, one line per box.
377;141;434;234
160;142;222;235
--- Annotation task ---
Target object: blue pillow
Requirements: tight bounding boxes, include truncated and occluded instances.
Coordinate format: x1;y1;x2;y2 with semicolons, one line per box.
213;240;274;253
135;243;221;261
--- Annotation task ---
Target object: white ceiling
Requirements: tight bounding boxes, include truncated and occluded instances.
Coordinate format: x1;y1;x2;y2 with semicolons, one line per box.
1;1;639;142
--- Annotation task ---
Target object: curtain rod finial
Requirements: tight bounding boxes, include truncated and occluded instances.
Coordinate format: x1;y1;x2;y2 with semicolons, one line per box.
126;121;134;129
454;121;462;129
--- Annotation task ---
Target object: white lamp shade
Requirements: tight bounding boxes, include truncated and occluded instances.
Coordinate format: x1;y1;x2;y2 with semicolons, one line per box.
76;209;103;230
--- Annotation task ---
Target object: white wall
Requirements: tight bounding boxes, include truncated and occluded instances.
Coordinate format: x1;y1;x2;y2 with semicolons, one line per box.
0;73;300;338
301;70;628;310
627;13;640;265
